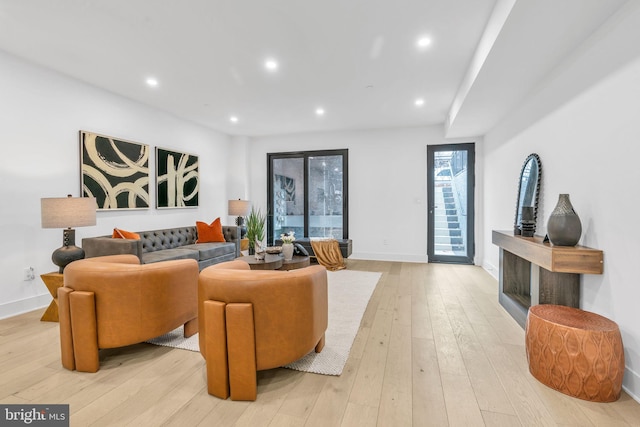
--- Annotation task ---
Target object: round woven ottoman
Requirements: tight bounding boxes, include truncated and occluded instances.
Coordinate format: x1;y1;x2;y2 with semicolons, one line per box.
525;304;624;402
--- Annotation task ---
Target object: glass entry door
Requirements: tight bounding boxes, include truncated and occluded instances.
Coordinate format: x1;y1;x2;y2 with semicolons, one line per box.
268;150;348;244
427;143;475;264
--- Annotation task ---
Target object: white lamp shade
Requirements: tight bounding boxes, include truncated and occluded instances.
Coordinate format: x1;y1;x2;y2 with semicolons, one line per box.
228;199;251;216
41;196;97;228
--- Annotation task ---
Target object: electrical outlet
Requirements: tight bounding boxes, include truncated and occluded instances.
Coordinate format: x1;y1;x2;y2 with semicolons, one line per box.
23;267;35;281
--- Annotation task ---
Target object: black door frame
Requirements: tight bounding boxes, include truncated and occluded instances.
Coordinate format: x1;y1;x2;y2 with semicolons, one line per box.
427;143;475;264
266;149;349;245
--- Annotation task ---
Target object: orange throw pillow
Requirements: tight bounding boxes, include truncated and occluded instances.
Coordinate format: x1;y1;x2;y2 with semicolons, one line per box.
112;228;140;240
196;218;226;243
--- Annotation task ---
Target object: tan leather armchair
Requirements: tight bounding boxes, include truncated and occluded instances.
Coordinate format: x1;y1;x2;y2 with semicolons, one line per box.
58;254;199;372
198;260;328;400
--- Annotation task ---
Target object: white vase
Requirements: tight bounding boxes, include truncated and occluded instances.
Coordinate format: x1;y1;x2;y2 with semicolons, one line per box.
254;239;265;260
282;243;294;261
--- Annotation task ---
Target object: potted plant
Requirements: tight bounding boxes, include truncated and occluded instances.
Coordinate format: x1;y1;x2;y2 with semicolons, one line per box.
245;207;265;255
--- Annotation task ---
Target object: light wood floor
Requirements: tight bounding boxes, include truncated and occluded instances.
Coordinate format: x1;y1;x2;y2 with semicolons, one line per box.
1;260;639;426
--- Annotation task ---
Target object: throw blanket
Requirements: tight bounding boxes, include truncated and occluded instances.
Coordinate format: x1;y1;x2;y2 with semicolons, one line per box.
310;239;346;271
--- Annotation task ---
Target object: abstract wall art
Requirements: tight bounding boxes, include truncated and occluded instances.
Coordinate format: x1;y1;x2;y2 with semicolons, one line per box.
80;131;150;210
156;147;199;208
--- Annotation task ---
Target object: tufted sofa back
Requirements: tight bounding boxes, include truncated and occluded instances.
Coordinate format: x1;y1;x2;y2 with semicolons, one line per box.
139;226;240;253
140;227;197;253
83;225;241;262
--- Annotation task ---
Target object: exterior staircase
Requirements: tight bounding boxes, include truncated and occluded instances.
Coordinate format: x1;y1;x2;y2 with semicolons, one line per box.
433;183;463;254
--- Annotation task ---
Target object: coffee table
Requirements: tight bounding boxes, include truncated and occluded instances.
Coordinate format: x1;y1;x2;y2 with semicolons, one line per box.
239;254;283;270
280;255;311;271
237;254;310;271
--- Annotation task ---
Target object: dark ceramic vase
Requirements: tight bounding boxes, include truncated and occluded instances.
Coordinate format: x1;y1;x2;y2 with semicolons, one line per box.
547;194;582;246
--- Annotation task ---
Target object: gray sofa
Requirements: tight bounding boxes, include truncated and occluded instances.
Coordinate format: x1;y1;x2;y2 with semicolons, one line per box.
82;225;240;270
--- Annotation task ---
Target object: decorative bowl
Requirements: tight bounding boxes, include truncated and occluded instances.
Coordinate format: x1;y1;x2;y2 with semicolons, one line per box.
266;246;282;254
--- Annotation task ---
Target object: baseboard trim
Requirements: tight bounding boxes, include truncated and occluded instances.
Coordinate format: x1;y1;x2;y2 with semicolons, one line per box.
0;294;49;320
623;366;640;403
482;260;499;280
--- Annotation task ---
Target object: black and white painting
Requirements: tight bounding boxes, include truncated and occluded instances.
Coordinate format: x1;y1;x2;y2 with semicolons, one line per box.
156;147;199;208
80;131;150;210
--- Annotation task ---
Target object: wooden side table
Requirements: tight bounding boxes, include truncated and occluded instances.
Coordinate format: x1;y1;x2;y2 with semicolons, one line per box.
40;272;64;322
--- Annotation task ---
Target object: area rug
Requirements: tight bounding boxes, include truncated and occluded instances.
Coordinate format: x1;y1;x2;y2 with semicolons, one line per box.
146;269;381;376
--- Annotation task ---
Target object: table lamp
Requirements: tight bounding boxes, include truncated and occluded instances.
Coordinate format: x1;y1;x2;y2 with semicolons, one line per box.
228;199;250;238
41;195;97;273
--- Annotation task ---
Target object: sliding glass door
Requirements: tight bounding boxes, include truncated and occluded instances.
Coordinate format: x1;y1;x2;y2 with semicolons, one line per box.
267;150;348;244
271;156;305;241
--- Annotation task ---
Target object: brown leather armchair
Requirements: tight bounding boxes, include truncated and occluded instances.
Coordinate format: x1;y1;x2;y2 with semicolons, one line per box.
198;260;328;400
58;254;199;372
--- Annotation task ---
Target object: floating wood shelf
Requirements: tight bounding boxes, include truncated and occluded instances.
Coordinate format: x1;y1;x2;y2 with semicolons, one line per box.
492;230;603;274
492;230;604;328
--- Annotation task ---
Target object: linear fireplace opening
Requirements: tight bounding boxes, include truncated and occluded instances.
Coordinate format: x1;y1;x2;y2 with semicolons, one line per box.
502;249;532;311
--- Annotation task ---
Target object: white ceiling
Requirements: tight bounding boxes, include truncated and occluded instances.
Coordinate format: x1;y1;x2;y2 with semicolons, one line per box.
0;0;630;137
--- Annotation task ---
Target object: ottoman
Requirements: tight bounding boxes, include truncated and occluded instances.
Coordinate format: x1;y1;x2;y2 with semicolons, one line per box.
525;304;624;402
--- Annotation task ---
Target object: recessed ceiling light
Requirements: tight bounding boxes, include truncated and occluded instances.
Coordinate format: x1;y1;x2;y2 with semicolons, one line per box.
229;116;238;123
146;77;159;87
315;108;325;116
415;98;425;107
416;36;432;49
264;59;278;71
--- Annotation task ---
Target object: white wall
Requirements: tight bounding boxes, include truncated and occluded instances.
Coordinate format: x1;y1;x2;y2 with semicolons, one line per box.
482;7;640;399
0;50;232;318
227;135;251;201
247;127;481;263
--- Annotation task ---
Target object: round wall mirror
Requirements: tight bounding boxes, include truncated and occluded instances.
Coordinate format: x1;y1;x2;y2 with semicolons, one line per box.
514;153;541;235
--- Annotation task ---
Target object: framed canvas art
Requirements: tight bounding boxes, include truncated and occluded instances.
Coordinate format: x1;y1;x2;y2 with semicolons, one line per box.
80;131;150;210
156;147;199;208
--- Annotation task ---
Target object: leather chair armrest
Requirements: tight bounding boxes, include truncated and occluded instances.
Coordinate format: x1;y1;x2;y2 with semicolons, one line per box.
226;303;257;401
58;287;75;371
69;290;99;373
203;300;230;399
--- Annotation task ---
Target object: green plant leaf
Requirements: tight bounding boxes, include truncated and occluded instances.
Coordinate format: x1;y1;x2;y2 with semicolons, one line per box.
245;206;266;248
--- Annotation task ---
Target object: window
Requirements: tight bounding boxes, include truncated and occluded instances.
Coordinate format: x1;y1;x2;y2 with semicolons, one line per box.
267;149;348;244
